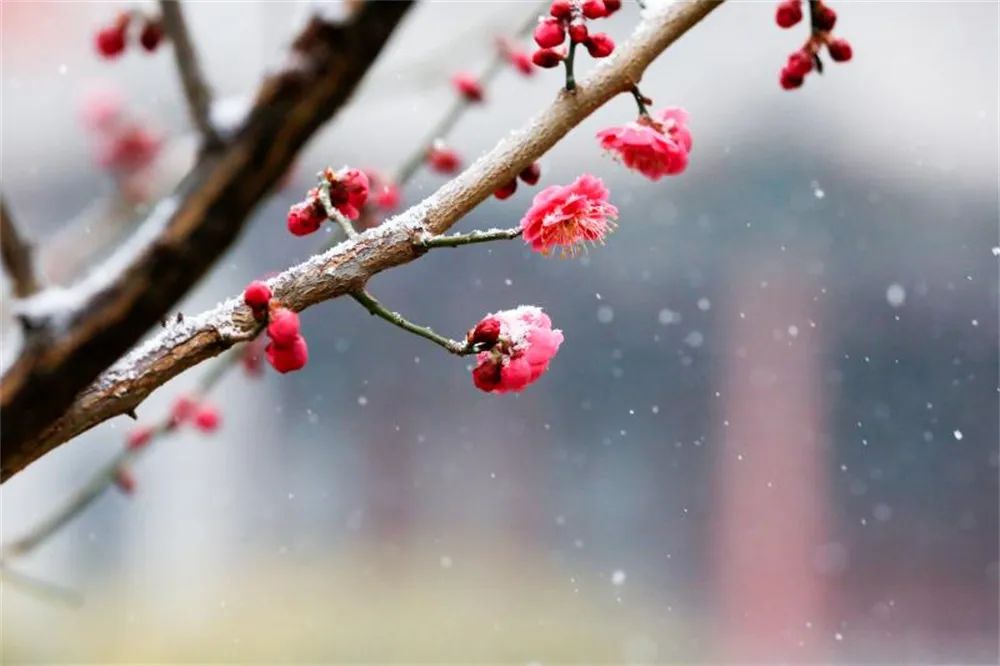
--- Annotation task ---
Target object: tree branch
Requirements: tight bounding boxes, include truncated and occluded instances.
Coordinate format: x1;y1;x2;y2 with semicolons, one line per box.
0;1;414;481
158;0;220;149
3;0;723;481
0;196;41;298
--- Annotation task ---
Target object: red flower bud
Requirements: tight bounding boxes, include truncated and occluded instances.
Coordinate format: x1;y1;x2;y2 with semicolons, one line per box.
534;17;566;49
827;37;852;62
267;308;301;347
494;179;518;200
170;395;198;426
126;426;154;450
139;21;163;52
786;49;813;77
779;67;804;90
114;467;137;494
468;316;502;348
603;0;622;14
95;25;127;58
243;281;272;318
582;0;607;19
532;47;565;69
452;72;484;102
427;143;461;174
519;162;542;185
775;0;803;28
585;33;615;58
266;336;308;374
569;22;589;44
549;0;573;19
194;405;221;433
507;49;534;76
287;199;325;236
813;3;837;31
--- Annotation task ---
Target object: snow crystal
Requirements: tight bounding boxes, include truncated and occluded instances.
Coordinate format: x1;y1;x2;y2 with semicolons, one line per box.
885;283;906;308
611;569;627;586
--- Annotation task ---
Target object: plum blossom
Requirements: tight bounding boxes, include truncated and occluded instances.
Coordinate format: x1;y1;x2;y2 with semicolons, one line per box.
596;107;692;180
470;306;563;393
519;174;618;256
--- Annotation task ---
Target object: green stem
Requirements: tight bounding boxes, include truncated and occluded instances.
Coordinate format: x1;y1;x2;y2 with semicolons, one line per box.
564;40;578;92
351;290;472;356
421;227;522;249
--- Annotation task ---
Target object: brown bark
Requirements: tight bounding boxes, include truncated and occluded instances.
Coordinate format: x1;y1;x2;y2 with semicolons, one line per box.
0;2;413;480
2;0;723;481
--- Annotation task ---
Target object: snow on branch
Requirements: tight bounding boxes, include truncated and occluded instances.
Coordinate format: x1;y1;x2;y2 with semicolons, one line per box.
0;1;414;481
5;0;724;482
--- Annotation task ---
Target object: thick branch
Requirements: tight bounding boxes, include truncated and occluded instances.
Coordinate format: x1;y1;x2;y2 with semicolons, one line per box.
8;0;723;481
0;2;413;481
0;196;40;298
159;0;220;148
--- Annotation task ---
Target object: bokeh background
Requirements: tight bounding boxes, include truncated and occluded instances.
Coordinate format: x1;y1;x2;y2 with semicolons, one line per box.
2;1;998;662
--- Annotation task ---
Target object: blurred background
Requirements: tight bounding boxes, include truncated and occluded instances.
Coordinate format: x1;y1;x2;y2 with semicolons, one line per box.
2;1;997;662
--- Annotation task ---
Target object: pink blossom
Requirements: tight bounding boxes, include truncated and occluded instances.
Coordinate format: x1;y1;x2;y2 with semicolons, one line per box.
193;405;221;433
519;174;618;256
596;107;692;180
471;306;563;393
97;124;161;172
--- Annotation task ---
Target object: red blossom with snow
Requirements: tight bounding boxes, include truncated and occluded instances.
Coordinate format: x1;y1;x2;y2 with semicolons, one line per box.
471;306;564;393
519;174;618;256
287;191;326;236
596;106;692;180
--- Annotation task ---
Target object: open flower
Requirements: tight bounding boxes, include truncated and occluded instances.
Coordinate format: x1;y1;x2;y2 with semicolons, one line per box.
596;106;692;180
471;306;563;393
519;174;618;256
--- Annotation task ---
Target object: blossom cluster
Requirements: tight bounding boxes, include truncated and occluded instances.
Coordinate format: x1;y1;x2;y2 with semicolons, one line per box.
95;11;164;59
775;0;853;90
243;281;309;374
532;0;619;70
287;168;369;236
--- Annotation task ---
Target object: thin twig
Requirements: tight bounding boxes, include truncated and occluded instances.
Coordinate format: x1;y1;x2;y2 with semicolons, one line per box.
21;0;722;466
393;3;544;185
421;227;522;249
0;196;40;298
0;9;542;561
1;348;241;558
351;290;472;355
0;565;83;607
318;183;358;239
158;0;220;148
